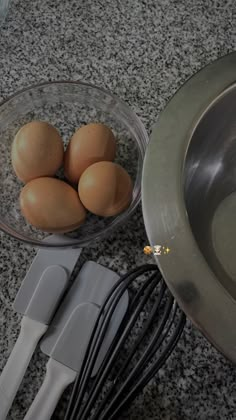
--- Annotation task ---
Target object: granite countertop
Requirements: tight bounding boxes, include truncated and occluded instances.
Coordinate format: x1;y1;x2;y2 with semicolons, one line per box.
0;1;236;419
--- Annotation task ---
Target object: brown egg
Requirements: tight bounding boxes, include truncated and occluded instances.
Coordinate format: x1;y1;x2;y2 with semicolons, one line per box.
78;161;133;217
20;177;86;233
12;121;64;183
64;123;116;184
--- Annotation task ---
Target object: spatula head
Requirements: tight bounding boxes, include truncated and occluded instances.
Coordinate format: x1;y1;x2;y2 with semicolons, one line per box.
14;235;81;317
41;261;129;375
23;265;68;324
50;303;100;372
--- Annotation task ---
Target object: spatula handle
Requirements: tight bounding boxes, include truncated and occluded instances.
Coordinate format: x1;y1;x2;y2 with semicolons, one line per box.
24;358;76;420
0;316;47;420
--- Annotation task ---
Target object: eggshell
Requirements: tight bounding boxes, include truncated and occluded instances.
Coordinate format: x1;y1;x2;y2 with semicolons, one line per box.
64;123;116;184
12;121;64;183
78;161;133;217
20;177;86;233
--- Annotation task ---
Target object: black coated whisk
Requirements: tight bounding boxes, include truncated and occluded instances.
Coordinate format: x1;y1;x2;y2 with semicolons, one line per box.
65;264;186;420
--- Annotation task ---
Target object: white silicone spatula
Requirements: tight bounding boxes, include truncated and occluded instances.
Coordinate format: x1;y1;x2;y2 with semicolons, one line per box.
0;266;68;420
24;303;100;420
41;261;129;377
0;235;81;420
24;262;129;420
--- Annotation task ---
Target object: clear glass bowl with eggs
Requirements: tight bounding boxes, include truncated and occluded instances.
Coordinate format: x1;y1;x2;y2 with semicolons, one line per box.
0;81;148;248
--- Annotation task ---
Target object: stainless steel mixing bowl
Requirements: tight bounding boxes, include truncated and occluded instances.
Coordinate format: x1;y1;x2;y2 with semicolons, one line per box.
142;52;236;363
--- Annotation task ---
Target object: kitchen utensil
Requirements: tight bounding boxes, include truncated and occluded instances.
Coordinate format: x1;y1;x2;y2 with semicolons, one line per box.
0;0;9;26
0;235;80;420
14;235;81;314
0;266;68;420
0;81;148;248
25;262;129;420
24;303;100;420
65;264;186;420
142;52;236;363
41;261;129;376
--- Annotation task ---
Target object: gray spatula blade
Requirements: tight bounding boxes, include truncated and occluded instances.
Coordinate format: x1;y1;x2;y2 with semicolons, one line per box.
14;235;81;315
24;265;68;324
51;303;100;371
41;261;129;376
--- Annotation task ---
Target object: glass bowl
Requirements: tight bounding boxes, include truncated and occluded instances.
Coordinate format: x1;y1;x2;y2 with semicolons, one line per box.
0;81;148;248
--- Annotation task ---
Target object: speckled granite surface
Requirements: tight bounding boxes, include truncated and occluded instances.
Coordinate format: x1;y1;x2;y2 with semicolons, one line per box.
0;1;236;419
